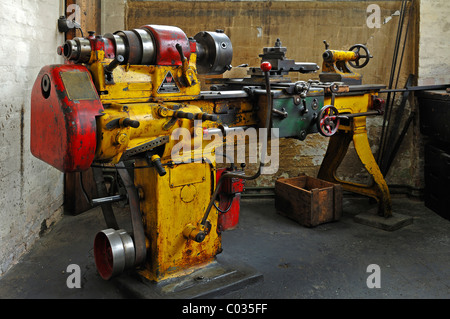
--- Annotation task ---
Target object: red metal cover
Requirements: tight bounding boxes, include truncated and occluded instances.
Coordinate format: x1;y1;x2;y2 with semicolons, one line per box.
216;168;242;232
141;24;190;66
30;64;103;172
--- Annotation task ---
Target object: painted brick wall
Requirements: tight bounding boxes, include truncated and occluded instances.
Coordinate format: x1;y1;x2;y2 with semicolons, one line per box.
0;0;65;276
418;0;450;86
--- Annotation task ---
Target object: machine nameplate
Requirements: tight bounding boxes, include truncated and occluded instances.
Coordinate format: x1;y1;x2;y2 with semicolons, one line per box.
60;71;98;100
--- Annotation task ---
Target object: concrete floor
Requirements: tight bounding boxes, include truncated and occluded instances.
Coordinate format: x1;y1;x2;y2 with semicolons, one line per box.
0;194;449;299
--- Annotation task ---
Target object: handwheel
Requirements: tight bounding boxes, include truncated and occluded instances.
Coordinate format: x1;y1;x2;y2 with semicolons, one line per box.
348;44;372;69
317;105;340;137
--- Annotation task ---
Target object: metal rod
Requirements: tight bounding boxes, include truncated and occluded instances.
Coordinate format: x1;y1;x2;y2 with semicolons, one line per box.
383;112;415;177
379;84;450;93
200;65;273;227
337;110;382;119
378;0;409;164
91;194;127;206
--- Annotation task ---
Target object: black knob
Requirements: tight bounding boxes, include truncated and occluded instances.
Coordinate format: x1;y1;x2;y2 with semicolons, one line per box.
152;156;166;176
194;231;206;243
202;113;218;121
175;111;194;120
122;118;140;128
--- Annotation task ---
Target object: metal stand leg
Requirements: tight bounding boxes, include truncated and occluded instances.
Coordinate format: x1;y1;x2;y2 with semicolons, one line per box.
318;128;392;217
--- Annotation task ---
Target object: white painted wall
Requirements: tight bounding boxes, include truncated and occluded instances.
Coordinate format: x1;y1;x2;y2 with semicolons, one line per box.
418;0;450;86
0;0;65;276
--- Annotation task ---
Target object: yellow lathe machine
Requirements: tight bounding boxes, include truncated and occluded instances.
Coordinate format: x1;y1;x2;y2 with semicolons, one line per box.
30;25;389;293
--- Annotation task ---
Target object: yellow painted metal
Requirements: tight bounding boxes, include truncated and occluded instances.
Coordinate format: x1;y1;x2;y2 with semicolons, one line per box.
321;49;361;81
318;93;392;217
322;50;358;69
88;53;201;104
134;160;221;282
95;101;221;164
87;50;225;282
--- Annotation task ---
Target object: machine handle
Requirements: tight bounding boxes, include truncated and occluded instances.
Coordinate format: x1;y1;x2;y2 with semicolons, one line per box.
197;113;218;121
149;154;166;176
348;44;372;69
105;55;124;73
197;61;274;239
175;43;187;62
317;105;340;137
174;110;194;120
121;118;140;128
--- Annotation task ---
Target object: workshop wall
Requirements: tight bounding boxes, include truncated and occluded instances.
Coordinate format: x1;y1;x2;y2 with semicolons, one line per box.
101;0;126;33
418;0;450;86
126;0;421;190
0;0;64;276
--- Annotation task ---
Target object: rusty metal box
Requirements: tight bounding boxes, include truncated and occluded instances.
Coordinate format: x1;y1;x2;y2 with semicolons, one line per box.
275;175;343;227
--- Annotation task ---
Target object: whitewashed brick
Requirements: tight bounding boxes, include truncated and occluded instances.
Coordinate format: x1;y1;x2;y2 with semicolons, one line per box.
0;0;64;277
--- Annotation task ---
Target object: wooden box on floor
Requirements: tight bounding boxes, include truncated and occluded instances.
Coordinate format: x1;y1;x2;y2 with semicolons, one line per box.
275;175;342;227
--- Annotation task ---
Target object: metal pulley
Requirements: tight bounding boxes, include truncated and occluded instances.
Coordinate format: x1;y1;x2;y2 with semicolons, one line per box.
94;228;136;280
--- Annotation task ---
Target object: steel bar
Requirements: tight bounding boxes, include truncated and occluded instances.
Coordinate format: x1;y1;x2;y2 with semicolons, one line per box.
91;194;127;206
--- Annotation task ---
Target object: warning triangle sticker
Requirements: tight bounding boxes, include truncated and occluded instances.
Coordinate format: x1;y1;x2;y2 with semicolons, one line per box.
157;71;180;94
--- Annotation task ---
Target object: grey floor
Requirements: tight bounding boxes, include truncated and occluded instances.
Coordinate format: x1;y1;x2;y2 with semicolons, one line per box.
0;194;449;299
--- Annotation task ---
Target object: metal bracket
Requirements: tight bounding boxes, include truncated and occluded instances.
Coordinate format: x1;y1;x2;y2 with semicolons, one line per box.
120;136;170;160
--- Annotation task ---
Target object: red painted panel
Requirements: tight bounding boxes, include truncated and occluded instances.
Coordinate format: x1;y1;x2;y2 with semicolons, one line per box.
30;64;103;172
141;24;190;66
216;168;243;232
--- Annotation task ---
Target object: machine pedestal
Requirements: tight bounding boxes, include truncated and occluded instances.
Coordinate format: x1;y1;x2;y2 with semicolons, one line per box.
112;254;263;298
354;208;413;231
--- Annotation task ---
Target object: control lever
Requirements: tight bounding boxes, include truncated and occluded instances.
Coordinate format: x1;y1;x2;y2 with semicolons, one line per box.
104;55;124;84
146;153;166;176
196;112;218;121
105;55;124;73
174;110;194;120
120;118;140;128
175;43;195;86
193;62;274;243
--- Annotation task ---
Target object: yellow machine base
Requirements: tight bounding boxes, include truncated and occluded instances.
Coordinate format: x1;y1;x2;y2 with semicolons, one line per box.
110;254;263;298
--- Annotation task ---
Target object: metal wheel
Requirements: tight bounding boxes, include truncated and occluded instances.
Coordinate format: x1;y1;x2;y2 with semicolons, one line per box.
317;105;340;137
348;44;372;69
94;228;135;280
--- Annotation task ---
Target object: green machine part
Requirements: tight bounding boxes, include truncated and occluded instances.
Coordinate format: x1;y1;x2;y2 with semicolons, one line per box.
271;87;324;140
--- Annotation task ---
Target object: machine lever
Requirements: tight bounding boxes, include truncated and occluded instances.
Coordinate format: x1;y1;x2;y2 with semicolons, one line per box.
146;153;166;176
197;62;274;239
272;108;288;118
197;113;218;121
174;110;194;120
105;55;124;73
121;118;140;128
175;43;186;62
